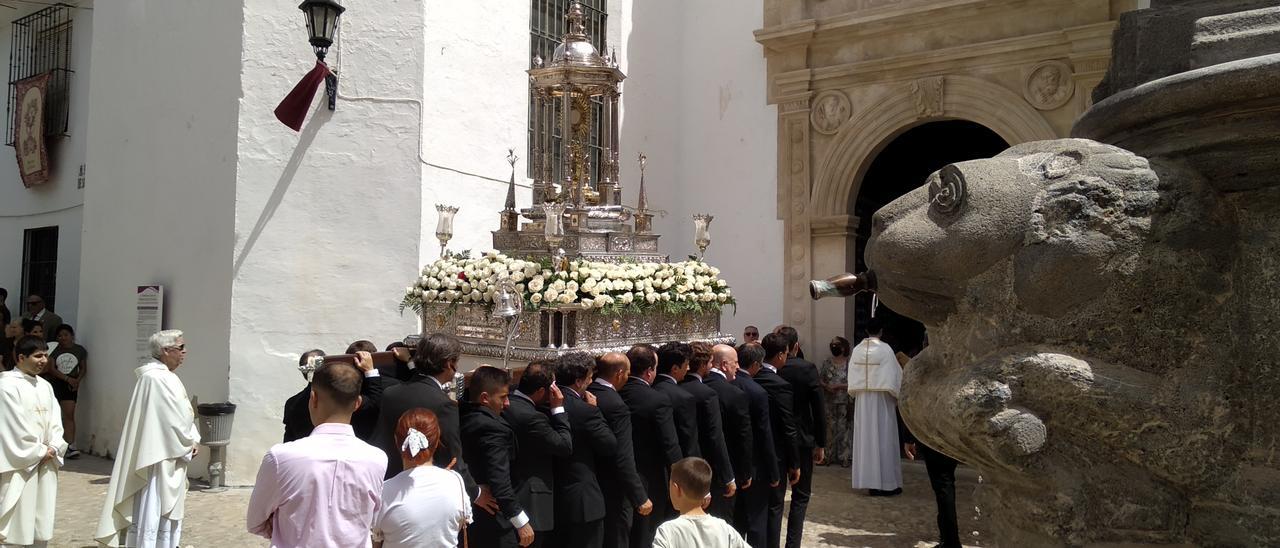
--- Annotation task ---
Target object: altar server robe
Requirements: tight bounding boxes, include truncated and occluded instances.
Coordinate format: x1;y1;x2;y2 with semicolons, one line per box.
847;337;903;490
0;370;66;546
95;361;201;547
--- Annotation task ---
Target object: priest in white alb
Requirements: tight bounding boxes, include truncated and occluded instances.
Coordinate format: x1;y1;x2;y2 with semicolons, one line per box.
95;330;201;548
847;318;904;495
0;335;67;547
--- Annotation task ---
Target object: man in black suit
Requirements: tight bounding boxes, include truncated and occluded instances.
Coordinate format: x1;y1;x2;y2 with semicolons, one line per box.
282;349;325;442
681;343;736;515
343;340;387;440
732;343;780;548
371;333;489;511
553;351;617;548
504;360;573;548
775;326;827;548
754;334;803;548
704;344;753;521
462;366;535;547
378;341;416;383
588;352;652;548
654;342;700;460
620;345;682;548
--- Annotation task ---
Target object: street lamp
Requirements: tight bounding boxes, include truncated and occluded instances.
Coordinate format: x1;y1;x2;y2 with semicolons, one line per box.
298;0;345;110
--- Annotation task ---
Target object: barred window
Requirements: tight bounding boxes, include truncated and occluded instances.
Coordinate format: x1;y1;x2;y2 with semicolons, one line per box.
6;4;73;146
529;0;607;181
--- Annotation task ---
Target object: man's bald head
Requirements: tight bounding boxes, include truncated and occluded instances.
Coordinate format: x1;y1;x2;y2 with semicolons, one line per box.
595;352;631;387
711;344;739;379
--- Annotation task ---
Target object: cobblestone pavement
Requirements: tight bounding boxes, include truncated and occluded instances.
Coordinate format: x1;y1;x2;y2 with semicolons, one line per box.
49;455;988;547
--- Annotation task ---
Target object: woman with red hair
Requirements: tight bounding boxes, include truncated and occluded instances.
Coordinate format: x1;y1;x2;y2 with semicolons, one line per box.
373;408;472;548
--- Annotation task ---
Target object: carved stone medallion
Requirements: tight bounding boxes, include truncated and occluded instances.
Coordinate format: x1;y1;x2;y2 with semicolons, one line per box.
810;91;852;135
1024;60;1074;110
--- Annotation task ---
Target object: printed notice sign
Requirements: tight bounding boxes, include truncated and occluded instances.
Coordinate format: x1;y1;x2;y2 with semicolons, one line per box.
136;285;164;364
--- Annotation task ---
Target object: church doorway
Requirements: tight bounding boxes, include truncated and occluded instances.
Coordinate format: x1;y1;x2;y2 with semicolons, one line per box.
850;120;1008;350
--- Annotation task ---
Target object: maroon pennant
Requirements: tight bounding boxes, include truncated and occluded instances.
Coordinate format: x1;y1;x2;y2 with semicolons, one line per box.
274;60;332;132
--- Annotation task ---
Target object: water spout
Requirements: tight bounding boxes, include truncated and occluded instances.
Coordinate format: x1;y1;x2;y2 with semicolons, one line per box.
809;271;877;300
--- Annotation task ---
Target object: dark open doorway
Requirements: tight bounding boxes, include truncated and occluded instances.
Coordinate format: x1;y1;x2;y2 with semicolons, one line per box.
850;120;1008;351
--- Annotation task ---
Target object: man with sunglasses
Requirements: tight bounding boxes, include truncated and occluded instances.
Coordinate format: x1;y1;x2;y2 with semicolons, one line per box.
21;295;62;336
96;330;201;548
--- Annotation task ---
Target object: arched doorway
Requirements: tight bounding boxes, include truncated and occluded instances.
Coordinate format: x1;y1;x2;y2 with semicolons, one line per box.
850;120;1008;348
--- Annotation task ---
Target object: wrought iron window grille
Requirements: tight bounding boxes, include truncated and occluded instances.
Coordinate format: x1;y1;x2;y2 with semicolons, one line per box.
6;3;73;147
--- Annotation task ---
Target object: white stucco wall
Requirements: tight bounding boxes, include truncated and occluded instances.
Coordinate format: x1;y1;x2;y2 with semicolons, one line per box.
78;0;241;457
224;0;426;483
620;0;780;340
419;2;532;266
0;1;93;326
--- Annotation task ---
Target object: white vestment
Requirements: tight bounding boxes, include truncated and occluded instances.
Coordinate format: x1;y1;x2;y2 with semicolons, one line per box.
95;362;200;548
848;338;903;490
0;370;66;547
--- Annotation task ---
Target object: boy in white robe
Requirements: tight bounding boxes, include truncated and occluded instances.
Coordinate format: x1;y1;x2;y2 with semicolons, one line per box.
95;330;200;548
847;318;904;495
0;335;67;547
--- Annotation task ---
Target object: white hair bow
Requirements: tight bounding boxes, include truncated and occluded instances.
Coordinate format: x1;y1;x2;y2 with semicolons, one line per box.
402;428;430;457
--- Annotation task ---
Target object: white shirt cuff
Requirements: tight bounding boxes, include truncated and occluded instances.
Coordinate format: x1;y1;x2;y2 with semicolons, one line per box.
364;370;380;378
551;406;566;415
509;510;530;529
726;478;735;486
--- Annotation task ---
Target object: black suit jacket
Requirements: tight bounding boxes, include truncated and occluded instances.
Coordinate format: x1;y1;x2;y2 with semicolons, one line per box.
351;374;385;441
732;374;780;486
680;374;734;485
653;374;700;458
753;366;802;471
503;393;572;532
282;385;312;443
281;373;384;443
461;403;524;528
587;381;648;508
704;372;754;484
554;384;617;524
618;377;682;501
372;374;476;497
781;357;827;449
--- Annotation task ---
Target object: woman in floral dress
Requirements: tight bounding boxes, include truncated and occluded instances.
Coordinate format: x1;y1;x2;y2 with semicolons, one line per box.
820;336;852;466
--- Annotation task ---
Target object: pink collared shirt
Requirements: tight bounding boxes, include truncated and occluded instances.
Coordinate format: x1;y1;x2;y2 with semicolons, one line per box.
246;423;388;548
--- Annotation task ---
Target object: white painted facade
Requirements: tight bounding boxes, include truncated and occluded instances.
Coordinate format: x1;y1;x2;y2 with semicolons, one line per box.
0;1;93;328
1;0;778;484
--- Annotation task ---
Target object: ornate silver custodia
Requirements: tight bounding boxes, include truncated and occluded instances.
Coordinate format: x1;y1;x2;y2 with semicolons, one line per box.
411;2;731;364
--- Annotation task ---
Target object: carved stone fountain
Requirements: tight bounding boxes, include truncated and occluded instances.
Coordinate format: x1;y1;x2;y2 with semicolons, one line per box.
861;2;1280;545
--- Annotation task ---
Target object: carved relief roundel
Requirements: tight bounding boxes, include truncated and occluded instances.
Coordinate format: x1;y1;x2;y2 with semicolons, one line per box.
1024;60;1074;110
810;91;852;135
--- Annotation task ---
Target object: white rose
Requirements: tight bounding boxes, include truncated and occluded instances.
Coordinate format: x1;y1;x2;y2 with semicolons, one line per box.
528;277;545;292
620;292;634;304
645;293;658;304
446;279;459;290
460;281;472;293
525;265;540;277
558;294;574;304
570;271;580;281
662;293;672;302
566;281;579;293
424;290;438;300
477;281;489;293
595;297;608;308
545;290;558;302
662;279;674;290
583;279;597;291
531;293;543;304
552;280;566;291
581;298;594;308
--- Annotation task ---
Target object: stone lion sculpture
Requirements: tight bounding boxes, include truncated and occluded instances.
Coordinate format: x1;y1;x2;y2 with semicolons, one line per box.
864;138;1275;546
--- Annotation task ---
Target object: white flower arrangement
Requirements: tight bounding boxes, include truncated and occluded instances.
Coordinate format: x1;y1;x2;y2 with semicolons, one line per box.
401;249;735;316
